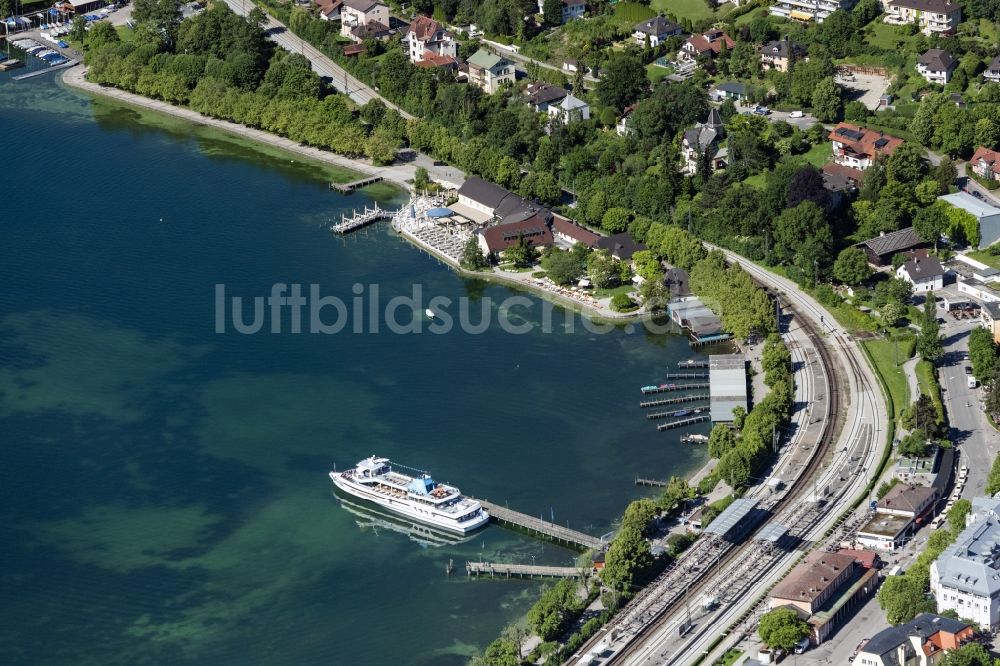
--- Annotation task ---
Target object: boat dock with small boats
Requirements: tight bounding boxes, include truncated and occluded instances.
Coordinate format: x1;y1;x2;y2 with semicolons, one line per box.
645;407;706;421
640;382;710;394
330;204;392;233
678;359;709;369
638;393;708;409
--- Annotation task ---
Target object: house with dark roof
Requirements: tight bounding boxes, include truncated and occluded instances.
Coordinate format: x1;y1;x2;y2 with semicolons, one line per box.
971;146;1000;184
759;39;806;73
340;0;389;41
851;614;973;666
455;176;522;223
678;29;734;62
916;48;956;84
897;255;945;292
858;227;925;266
711;82;747;101
829;123;904;170
877;484;938;522
986;55;1000;83
883;0;962;35
681;109;725;175
633;16;683;47
595;232;646;261
524;82;568;112
821;163;862;205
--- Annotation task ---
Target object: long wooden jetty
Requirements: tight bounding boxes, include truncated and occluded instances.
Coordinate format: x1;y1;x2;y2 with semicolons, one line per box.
663;372;708;380
640;382;710;394
330;204;391;233
477;499;604;550
12;59;77;80
656;415;710;431
466;561;586;579
639;394;708;409
678;360;709;369
635;477;669;487
330;175;383;193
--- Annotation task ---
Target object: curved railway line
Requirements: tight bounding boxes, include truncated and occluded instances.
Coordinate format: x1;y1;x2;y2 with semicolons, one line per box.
566;255;886;666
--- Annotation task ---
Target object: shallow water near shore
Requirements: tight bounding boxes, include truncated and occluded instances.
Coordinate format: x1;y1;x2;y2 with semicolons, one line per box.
0;71;710;665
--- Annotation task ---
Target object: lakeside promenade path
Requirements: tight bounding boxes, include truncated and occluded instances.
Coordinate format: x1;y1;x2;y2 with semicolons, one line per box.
60;66;461;190
221;0;413;119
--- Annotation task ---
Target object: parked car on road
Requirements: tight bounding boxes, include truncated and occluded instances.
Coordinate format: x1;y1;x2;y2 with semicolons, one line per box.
788;110;804;118
752;106;770;115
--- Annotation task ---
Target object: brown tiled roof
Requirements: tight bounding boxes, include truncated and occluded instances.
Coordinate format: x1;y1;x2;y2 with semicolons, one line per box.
821;162;863;183
771;551;855;604
342;44;367;56
686;30;734;55
414;52;457;68
829;123;904;159
552;215;599;246
972;146;1000;176
479;213;554;253
878;484;937;514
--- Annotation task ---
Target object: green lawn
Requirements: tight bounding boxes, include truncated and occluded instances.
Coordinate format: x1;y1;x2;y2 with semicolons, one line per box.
803;141;831;168
594;284;636;299
742;173;766;189
863;339;910;421
966;250;1000;269
864;22;914;51
650;0;720;23
647;63;674;84
715;649;744;666
735;7;767;25
615;1;656;22
980;19;1000;42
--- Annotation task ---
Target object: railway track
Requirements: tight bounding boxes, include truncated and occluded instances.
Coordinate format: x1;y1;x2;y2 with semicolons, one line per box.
601;295;847;665
562;290;844;665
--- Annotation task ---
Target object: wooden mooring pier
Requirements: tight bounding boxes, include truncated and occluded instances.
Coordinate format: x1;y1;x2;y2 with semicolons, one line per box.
639;394;708;409
466;562;586;580
330;204;391;233
656;415;710;431
329;175;383;193
635;477;669;487
477;499;606;550
678;360;709;369
646;408;707;421
663;372;708;380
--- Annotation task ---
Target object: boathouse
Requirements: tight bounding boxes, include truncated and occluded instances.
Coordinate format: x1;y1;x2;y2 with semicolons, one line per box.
708;354;748;423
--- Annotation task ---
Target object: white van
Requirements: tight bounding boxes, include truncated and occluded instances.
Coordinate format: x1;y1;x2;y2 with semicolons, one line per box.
969;376;978;389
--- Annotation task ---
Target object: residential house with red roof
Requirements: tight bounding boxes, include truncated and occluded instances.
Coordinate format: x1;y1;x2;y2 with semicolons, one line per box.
403;15;457;67
971;146;1000;184
828;123;903;170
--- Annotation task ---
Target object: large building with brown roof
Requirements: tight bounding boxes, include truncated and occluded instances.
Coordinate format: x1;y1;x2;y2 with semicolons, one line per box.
829;123;903;170
770;550;857;615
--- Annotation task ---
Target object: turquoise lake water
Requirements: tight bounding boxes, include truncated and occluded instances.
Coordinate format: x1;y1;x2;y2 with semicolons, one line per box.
0;65;709;665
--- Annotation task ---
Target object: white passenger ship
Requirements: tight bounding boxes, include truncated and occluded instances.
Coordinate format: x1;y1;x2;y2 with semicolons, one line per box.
329;456;489;534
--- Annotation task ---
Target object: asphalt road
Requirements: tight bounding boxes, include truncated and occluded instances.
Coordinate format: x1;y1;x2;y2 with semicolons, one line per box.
222;0;413;118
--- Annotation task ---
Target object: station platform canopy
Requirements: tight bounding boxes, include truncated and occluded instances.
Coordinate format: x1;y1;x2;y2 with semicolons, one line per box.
755;523;788;544
704;498;759;538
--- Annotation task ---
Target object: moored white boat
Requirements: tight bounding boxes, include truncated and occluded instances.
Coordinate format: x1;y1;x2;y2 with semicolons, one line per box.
329;456;489;534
